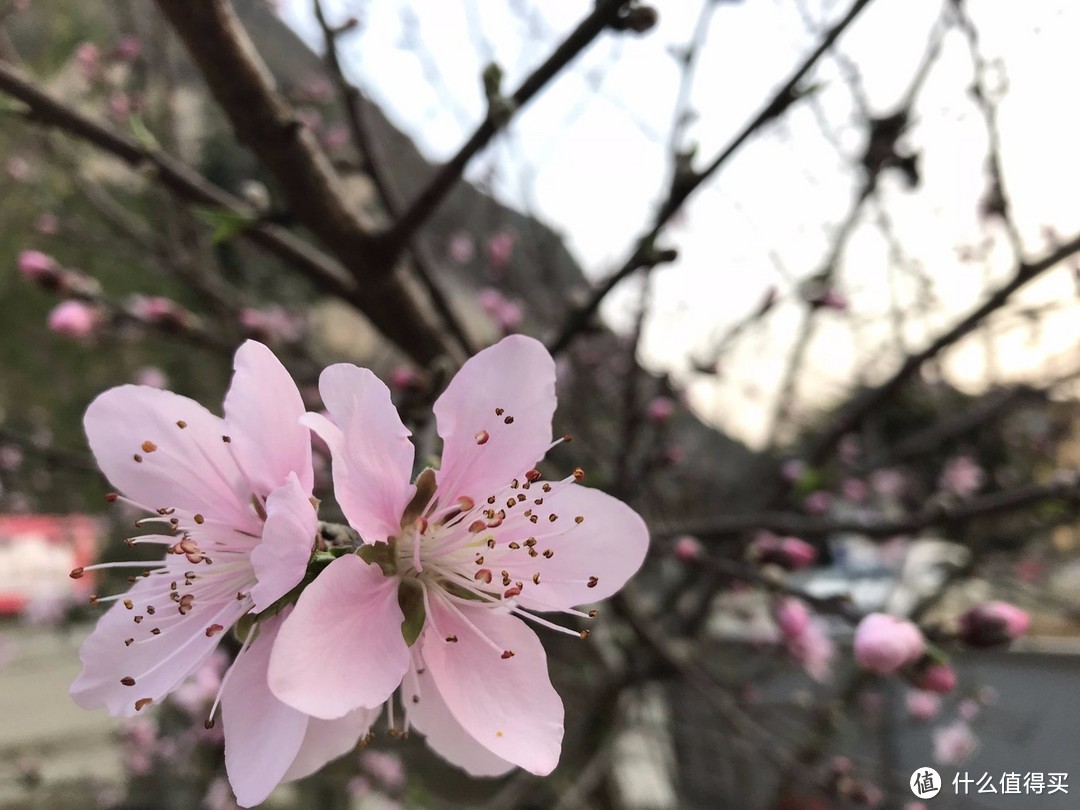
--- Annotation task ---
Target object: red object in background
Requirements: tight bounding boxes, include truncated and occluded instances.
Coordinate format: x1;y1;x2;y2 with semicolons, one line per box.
0;515;99;613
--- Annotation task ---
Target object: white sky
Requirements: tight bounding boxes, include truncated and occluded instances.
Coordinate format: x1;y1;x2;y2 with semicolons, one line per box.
280;0;1080;447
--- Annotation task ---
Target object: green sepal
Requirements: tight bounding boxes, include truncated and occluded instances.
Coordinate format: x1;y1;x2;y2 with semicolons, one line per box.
443;581;487;602
398;580;426;647
400;467;438;528
193;204;254;244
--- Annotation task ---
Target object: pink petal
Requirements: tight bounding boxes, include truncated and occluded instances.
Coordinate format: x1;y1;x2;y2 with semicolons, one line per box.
487;484;649;612
268;554;408;719
306;363;415;543
433;335;556;505
282;707;381;782
249;473;318;612
223;340;313;499
71;562;249;717
222;612;309;808
84;386;258;533
421;595;563;775
403;657;515;777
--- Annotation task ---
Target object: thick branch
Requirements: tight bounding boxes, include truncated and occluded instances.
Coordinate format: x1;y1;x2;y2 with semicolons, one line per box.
152;0;458;365
380;0;629;250
548;0;877;355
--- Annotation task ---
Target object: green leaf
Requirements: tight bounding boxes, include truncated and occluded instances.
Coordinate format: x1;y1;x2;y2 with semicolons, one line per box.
128;113;160;151
398;580;426;647
192;205;255;244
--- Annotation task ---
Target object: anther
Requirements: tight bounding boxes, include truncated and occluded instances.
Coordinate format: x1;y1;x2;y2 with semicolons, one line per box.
587;576;599;588
124;638;134;647
205;719;216;730
532;573;541;585
105;492;119;503
548;514;558;523
134;616;144;623
133;454;143;463
475;430;490;445
588;610;598;617
529;515;538;524
575;516;585;524
579;629;591;639
523;538;536;547
457;496;475;511
503;586;521;598
543;549;554;559
135;698;152;711
146;606;156;615
468;520;487;533
504;415;514;424
205;624;224;637
486;537;496;549
474;569;493;584
151;628;161;635
506;498;516;508
495;407;504;416
141;441;157;453
123;599;134;610
445;635;458;643
221;435;231;443
194;514;204;525
508;542;520;550
563;434;573;443
69;567;84;579
121;676;136;686
542;483;552;492
501;650;515;659
176;420;187;429
528;548;538;558
474;555;485;565
525;469;541;482
533;497;543;505
517;494;527;502
572;467;585;481
412;695;420;704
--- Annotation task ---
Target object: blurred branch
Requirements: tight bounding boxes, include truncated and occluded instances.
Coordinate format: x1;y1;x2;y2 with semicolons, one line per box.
379;0;631;253
0;428;97;476
0;61;358;303
312;0;476;357
549;0;878;355
660;468;1080;540
152;0;460;366
804;230;1080;466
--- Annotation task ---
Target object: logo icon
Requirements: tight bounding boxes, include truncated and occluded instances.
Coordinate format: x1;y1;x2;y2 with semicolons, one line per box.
911;767;942;799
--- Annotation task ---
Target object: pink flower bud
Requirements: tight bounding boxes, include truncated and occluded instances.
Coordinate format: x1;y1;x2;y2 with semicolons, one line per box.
477;288;523;332
804;490;831;515
645;396;675;423
938;455;984;497
486;230;515;271
6;155;31;182
108;92;132;124
134;366;168;389
74;42;100;80
448;231;475;263
34;213;59;235
933;720;977;765
853;613;925;675
913;661;956;694
321;124;350;150
115;35;141;62
18;250;58;283
673;535;701;562
841;478;867;502
781;459;806;482
389;367;423;391
47;300;100;340
128;295;191;328
780;537;817;570
775;598;810;639
958;601;1029;648
239;306;304;344
905;690;941;721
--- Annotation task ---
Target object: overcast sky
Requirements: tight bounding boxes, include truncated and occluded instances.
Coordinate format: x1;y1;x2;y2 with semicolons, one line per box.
280;0;1080;447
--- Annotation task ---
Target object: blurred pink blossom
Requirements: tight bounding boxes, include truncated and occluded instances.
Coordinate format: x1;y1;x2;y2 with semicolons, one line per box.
239;306;305;344
134;366;168;389
74;42;100;80
781;459;806;482
18;250;58;283
841;478;867;502
6;155;31;182
853;613;925;675
388;366;423;391
958;601;1029;647
0;445;23;471
905;690;941;722
869;468;906;498
127;295;192;327
913;661;956;694
477;287;523;333
486;230;516;271
838;434;860;465
360;750;405;790
448;231;475;263
957;698;981;721
673;535;702;562
939;455;985;497
108;92;132;124
788;617;833;681
114;35;141;62
34;213;59;235
804;491;832;514
933;720;977;765
646;396;675;423
775;598;810;638
321;124;350;150
47;300;100;340
751;533;817;570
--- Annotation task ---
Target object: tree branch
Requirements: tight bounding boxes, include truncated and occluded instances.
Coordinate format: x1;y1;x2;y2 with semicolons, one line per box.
152;0;459;365
548;0;878;355
379;0;630;251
